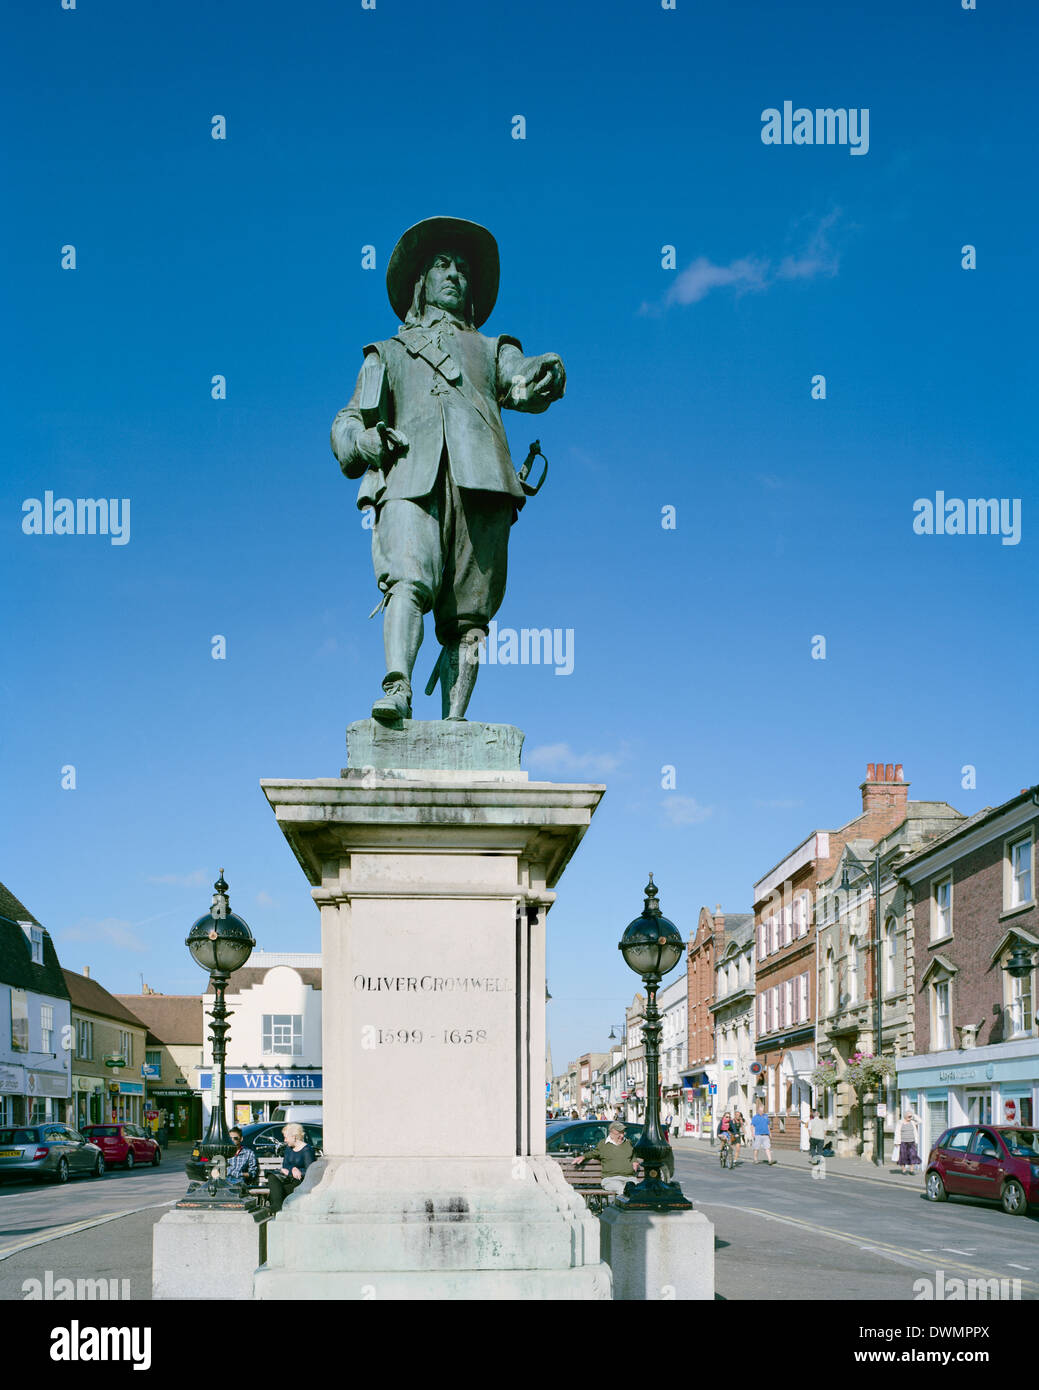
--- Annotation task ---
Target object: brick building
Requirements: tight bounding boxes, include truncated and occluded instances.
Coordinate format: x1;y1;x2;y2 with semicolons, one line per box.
684;906;752;1138
753;764;921;1151
896;786;1039;1156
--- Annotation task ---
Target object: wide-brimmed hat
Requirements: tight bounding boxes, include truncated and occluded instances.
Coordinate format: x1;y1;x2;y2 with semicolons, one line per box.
386;216;499;327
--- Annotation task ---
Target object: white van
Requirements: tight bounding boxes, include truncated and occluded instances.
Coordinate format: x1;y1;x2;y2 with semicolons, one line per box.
270;1104;323;1124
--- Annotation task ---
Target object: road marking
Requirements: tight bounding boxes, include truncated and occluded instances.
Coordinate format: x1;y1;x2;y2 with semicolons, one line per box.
0;1198;179;1261
1007;1263;1030;1271
697;1200;1039;1298
941;1247;973;1255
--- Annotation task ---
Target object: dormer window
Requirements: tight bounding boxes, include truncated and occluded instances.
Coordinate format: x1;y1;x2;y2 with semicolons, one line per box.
19;922;43;965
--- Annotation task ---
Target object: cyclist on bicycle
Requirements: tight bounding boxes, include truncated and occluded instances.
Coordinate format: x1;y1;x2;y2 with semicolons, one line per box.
717;1111;735;1151
730;1109;745;1164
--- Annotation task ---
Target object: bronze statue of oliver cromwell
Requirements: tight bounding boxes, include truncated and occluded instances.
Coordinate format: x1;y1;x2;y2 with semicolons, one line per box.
331;216;565;723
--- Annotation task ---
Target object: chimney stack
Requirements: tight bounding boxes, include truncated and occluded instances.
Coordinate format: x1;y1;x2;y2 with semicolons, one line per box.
860;762;910;824
83;965;90;978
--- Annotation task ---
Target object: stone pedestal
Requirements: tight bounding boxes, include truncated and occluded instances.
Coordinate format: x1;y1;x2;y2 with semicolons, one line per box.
254;734;610;1299
599;1208;715;1301
153;1207;269;1300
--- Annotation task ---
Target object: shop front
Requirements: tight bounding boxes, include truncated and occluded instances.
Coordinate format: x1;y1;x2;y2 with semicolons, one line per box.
73;1076;106;1128
151;1086;202;1141
199;1068;323;1125
681;1067;716;1139
26;1067;71;1124
106;1079;144;1125
897;1039;1039;1158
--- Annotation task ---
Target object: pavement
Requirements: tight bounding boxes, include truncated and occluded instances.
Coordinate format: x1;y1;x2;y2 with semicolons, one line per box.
671;1136;925;1189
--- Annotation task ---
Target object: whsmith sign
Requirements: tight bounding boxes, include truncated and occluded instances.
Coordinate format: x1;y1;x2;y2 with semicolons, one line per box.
198;1072;322;1090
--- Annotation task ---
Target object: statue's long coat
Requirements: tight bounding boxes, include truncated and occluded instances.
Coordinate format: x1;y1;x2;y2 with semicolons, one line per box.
331;321;545;511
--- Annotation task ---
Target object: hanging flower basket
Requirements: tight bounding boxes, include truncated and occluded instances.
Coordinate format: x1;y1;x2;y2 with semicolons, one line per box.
843;1053;896;1092
811;1064;839;1091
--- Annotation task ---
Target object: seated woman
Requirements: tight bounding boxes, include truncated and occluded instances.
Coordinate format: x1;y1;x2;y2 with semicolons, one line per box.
266;1123;316;1214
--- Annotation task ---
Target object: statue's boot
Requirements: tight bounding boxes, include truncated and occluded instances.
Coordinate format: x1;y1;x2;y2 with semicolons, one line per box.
441;628;485;721
372;584;423;723
371;672;412;724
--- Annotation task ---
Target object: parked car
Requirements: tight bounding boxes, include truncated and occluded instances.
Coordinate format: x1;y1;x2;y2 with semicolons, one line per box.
0;1124;105;1183
185;1121;323;1182
82;1122;161;1171
925;1124;1039;1216
545;1120;674;1179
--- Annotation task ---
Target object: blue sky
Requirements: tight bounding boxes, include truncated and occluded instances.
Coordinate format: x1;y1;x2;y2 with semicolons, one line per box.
3;0;1036;1069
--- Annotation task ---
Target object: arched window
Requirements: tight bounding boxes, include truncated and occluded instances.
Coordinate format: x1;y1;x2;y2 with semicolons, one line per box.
884;918;898;994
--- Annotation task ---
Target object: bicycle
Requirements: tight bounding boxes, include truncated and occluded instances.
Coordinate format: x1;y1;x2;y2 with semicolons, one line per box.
719;1134;735;1169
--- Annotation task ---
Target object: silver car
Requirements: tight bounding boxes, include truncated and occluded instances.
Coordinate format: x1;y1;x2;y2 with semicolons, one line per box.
0;1124;105;1183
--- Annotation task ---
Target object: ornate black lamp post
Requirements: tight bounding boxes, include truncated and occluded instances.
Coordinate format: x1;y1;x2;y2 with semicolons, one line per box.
180;870;255;1206
617;874;692;1211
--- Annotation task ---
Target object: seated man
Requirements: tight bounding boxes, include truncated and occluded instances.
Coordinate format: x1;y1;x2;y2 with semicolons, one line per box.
226;1127;259;1189
574;1121;641;1196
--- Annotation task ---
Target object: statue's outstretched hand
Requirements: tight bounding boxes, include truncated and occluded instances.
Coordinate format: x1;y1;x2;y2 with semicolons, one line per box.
509;354;565;412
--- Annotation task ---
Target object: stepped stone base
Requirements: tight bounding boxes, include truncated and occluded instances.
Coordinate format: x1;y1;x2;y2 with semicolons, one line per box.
253;1157;611;1301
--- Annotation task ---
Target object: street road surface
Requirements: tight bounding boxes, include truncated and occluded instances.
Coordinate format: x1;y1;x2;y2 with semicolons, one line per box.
673;1146;1039;1300
0;1150;190;1260
0;1143;1034;1301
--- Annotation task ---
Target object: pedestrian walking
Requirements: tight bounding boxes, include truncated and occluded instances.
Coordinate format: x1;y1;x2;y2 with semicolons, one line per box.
266;1124;316;1214
808;1109;826;1160
894;1110;921;1174
751;1104;776;1164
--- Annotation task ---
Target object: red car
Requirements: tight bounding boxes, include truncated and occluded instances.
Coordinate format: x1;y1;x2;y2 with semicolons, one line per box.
82;1122;161;1171
925;1124;1039;1216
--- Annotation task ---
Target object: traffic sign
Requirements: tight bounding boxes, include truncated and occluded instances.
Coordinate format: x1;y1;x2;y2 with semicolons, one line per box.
749;1062;762;1074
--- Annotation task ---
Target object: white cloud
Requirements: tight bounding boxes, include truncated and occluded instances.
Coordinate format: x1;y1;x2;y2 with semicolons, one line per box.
665;255;769;307
59;918;148;953
255;891;275;907
641;211;841;314
146;869;209;887
526;743;623;776
662;796;714;826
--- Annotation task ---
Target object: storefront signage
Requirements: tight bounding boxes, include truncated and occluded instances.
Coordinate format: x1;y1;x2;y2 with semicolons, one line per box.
0;1065;24;1093
28;1070;69;1097
939;1069;975;1082
141;1064;160;1079
199;1071;323;1091
118;1081;144;1095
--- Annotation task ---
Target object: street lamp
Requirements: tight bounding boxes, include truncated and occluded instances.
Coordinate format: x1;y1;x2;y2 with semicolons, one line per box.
616;873;692;1211
1004;941;1036;979
181;870;255;1206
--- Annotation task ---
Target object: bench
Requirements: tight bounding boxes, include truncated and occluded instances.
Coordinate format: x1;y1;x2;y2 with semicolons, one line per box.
555;1156;620;1214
